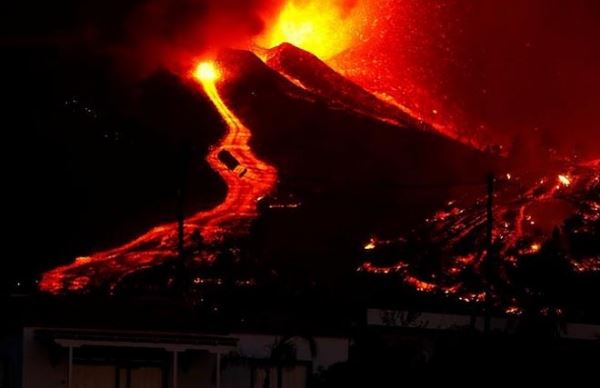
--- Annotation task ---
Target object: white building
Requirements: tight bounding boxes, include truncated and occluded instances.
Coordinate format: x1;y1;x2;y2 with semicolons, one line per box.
21;327;350;388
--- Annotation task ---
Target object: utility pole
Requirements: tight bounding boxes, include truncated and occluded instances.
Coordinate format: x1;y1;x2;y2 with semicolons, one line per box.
484;173;494;334
177;184;185;262
175;143;191;293
177;148;187;262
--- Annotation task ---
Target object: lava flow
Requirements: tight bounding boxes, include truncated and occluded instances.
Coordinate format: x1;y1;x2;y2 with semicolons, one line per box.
190;62;277;240
360;160;600;314
39;62;277;294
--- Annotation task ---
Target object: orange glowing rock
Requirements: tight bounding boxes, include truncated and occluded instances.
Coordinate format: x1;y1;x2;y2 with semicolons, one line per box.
363;238;377;250
505;306;523;316
404;276;437;293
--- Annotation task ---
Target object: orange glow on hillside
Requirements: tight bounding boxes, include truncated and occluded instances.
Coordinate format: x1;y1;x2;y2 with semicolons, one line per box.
257;0;370;59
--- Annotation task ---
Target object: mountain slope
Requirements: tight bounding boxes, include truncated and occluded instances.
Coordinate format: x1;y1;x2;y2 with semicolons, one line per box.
265;43;425;129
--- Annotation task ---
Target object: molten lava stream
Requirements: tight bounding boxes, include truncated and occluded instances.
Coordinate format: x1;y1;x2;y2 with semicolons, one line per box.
39;62;278;294
190;62;278;239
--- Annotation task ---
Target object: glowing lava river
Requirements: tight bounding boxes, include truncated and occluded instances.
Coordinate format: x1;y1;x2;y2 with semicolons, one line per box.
39;62;278;294
360;160;600;315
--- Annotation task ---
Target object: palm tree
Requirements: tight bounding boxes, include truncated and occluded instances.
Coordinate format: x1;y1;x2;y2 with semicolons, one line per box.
268;335;318;388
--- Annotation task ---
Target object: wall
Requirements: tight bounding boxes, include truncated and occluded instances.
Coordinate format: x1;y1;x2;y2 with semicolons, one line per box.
22;328;68;388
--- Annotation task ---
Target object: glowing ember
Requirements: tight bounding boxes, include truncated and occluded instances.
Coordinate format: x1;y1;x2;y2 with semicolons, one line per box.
39;61;278;294
505;306;523;316
258;0;370;59
529;243;541;253
404;276;437;293
364;238;377;250
558;174;571;187
361;161;600;312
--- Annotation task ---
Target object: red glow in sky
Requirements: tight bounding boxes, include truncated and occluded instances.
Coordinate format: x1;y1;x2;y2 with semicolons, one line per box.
95;0;600;159
328;0;600;159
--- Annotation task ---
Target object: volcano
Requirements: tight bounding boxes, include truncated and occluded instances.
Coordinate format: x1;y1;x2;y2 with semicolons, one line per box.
39;43;500;294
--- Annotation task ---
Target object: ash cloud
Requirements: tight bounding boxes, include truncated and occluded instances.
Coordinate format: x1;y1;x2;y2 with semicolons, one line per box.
113;0;361;75
120;0;286;74
2;0;286;75
3;0;362;76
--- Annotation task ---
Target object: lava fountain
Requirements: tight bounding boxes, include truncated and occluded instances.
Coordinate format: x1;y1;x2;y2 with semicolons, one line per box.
257;0;372;60
39;61;277;293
